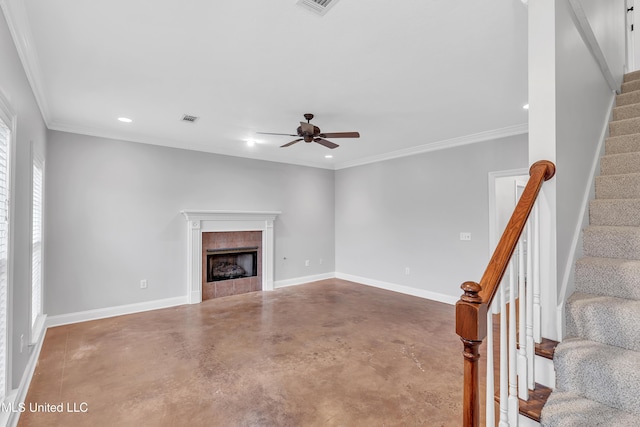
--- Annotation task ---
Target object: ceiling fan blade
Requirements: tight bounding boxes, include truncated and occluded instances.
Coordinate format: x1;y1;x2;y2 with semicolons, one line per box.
281;138;303;148
256;132;298;137
300;122;315;134
314;138;339;149
318;132;360;138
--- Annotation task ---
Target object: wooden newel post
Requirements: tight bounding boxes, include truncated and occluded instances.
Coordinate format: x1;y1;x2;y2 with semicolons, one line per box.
456;281;487;427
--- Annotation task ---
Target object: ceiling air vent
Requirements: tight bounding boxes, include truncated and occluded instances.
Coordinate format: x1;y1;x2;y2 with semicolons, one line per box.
181;114;199;123
296;0;339;16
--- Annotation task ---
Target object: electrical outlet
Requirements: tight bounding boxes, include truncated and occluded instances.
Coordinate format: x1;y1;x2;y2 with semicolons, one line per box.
405;267;410;275
305;260;310;267
319;258;323;265
140;279;148;289
20;334;24;353
460;232;472;241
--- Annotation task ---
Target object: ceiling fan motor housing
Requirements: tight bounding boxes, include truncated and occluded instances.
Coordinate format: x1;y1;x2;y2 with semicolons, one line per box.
296;125;321;142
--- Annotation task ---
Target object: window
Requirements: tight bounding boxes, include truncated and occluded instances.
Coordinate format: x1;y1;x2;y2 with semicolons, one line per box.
31;147;44;339
0;98;12;402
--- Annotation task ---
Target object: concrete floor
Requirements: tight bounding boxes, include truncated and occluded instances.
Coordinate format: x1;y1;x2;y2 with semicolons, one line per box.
19;279;465;426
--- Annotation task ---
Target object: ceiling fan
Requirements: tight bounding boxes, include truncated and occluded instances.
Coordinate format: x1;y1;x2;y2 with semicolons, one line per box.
256;113;360;149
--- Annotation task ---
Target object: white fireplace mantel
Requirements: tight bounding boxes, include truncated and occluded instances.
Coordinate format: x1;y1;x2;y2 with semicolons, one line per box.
181;210;280;304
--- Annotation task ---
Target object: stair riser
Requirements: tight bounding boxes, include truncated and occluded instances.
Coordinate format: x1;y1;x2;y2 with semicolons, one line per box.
616;90;640;106
595;174;640;199
609;118;640;137
606;135;640;155
600;152;640;175
623;70;640;83
541;391;639;426
621;79;640;93
583;227;640;260
590;199;640;226
554;339;640;415
574;258;640;300
565;294;640;352
613;103;640;121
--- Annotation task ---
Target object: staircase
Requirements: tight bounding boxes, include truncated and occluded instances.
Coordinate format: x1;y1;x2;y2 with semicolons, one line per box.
540;71;640;426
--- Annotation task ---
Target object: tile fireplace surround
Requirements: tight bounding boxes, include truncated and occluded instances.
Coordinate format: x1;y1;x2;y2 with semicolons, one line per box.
181;210;280;304
202;230;262;300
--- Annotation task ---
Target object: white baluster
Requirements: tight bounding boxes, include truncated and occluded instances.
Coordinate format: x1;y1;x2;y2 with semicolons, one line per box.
533;203;542;343
517;233;528;400
526;217;535;391
508;263;519;426
486;302;495;427
499;281;509;427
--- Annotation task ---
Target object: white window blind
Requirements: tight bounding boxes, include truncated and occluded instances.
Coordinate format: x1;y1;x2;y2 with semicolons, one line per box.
0;116;10;401
32;154;43;331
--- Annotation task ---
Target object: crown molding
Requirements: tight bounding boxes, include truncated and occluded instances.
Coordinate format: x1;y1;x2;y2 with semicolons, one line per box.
48;119;336;170
334;123;529;170
0;0;51;124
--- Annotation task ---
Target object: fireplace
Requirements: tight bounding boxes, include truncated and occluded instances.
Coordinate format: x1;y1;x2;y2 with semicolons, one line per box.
201;230;263;300
207;247;258;282
181;210;279;304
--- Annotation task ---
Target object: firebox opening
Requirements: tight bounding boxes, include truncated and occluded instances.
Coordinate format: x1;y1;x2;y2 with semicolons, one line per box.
207;247;258;282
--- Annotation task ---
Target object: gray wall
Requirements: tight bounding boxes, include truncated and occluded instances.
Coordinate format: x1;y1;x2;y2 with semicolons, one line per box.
555;0;625;297
0;8;48;388
44;131;335;316
335;135;528;300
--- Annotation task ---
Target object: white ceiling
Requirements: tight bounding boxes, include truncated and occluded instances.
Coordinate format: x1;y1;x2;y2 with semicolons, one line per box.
5;0;529;169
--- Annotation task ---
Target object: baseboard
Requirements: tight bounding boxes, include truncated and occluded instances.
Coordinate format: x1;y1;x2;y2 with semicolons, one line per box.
274;272;336;288
6;319;47;427
46;296;188;328
335;272;459;305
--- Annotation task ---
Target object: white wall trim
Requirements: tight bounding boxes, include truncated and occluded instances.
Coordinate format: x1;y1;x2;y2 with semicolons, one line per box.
6;319;46;427
46;296;188;328
0;0;51;124
334;123;528;170
487;167;530;254
335;272;459;305
274;272;335;288
556;92;616;339
44;272;459;329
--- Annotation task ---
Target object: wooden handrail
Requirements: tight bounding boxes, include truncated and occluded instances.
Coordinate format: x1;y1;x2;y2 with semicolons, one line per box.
455;160;555;426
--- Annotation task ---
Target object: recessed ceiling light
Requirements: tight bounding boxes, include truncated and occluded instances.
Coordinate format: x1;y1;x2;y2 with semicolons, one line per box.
246;140;255;147
118;117;133;123
325;155;333;159
523;104;529;110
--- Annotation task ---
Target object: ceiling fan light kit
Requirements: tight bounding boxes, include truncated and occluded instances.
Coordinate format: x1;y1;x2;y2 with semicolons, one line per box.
257;113;360;150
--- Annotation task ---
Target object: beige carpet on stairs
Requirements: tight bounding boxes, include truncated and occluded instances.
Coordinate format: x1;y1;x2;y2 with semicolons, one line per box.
540;71;640;426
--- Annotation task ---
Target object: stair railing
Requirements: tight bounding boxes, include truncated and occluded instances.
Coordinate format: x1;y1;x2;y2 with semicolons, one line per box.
456;160;555;426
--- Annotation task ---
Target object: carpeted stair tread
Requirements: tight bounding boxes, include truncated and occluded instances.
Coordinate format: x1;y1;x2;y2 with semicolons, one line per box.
553;338;640;415
613;102;640;120
595;172;640;199
600;151;640;175
575;257;640;300
623;69;640;83
616;89;640;106
609;116;640;137
565;292;640;351
589;199;640;226
605;133;640;154
583;225;640;260
621;78;640;94
541;390;638;427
